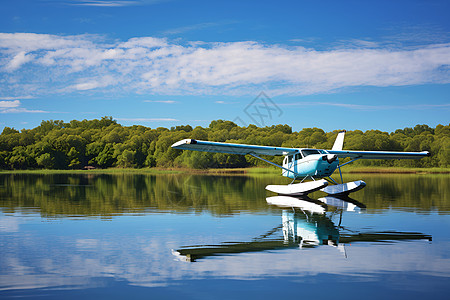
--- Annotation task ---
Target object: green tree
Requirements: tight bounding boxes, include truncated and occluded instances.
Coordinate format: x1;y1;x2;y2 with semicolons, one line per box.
1;127;19;135
436;137;450;167
116;149;136;168
96;144;115;168
68;147;81;169
144;153;156;167
36;153;54;169
9;146;34;169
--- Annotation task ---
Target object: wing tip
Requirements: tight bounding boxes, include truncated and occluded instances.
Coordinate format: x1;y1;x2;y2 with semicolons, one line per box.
171;139;197;148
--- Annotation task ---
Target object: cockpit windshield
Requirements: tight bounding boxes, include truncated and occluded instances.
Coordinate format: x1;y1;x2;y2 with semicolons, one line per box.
301;149;321;157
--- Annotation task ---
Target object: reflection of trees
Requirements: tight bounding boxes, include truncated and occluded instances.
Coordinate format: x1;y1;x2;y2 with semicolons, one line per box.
0;173;448;217
0;174;280;217
345;174;450;213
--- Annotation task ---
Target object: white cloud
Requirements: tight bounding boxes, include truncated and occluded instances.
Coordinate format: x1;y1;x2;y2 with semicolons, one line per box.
119;37;169;48
0;33;97;52
1;33;450;97
0;96;34;100
215;100;238;104
72;82;100;91
63;0;167;7
67;0;141;7
4;51;34;71
143;100;177;104
68;75;117;91
0;108;48;114
0;99;48;114
0;100;21;108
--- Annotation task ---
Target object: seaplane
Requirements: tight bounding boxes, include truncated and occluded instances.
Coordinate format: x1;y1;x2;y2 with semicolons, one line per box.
171;131;430;196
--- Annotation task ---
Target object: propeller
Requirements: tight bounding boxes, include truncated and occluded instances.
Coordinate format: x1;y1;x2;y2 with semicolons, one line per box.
323;154;337;164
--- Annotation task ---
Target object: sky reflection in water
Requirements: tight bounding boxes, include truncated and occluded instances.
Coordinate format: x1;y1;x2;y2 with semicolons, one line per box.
0;173;449;299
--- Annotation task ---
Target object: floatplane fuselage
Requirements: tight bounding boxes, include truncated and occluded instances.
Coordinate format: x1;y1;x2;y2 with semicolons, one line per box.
281;149;339;179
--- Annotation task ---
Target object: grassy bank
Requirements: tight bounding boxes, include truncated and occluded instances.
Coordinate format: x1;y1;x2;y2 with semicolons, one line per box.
0;168;184;175
211;166;450;175
1;166;449;175
0;167;277;176
340;166;450;174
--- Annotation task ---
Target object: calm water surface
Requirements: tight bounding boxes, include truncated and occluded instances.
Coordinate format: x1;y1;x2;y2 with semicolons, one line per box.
0;173;449;299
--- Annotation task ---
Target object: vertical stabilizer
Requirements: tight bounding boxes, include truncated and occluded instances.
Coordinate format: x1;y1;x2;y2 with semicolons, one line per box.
332;130;346;150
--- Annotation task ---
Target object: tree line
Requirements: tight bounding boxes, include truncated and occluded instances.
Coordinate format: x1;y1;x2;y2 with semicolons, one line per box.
0;117;448;170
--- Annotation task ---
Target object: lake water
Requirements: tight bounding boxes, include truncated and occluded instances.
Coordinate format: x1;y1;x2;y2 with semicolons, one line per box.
0;172;449;299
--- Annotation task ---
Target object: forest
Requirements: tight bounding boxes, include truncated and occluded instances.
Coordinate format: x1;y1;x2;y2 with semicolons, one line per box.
0;117;448;170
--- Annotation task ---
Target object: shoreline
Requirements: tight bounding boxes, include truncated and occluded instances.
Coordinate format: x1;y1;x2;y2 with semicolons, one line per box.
0;166;449;175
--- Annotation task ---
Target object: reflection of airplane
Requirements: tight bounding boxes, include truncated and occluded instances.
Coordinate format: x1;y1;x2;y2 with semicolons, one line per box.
266;194;367;213
173;196;431;262
172;131;429;195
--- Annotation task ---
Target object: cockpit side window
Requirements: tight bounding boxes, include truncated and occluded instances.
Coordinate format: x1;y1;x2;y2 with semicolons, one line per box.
288;155;293;163
295;153;302;161
301;149;321;157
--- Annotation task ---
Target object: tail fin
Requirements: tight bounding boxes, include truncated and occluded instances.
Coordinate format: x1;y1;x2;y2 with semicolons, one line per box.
332;130;346;150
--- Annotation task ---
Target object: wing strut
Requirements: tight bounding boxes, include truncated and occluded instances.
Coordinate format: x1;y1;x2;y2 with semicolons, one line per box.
338;166;343;183
337;157;362;168
336;157;361;183
248;153;301;177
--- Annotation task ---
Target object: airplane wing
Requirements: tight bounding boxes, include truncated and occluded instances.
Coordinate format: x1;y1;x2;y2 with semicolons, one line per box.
172;139;429;159
327;149;430;159
171;139;298;156
326;130;429;159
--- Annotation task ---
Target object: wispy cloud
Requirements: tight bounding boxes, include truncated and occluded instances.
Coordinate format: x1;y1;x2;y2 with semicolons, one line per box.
143;100;178;104
215;100;239;104
66;75;116;91
381;23;450;46
0;99;49;113
0;108;48;114
63;0;163;7
279;102;450;111
162;21;238;35
0;96;34;100
1;33;450;98
70;1;139;7
4;51;34;71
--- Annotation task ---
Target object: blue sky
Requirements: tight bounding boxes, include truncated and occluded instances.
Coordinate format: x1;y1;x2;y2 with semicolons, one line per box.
0;0;449;133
